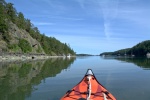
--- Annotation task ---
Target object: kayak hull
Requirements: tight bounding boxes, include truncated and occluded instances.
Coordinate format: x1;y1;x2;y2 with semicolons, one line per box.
61;69;116;100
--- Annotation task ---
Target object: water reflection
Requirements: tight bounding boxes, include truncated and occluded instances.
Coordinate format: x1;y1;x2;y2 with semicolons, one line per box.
0;57;76;100
115;57;150;69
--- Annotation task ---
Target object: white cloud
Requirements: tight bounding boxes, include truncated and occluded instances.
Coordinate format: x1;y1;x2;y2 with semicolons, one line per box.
104;22;111;39
97;0;119;39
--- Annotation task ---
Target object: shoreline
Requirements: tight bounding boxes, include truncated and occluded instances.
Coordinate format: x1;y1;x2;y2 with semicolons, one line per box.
0;54;75;62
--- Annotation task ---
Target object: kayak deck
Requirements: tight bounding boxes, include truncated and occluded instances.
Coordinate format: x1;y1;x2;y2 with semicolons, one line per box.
61;69;116;100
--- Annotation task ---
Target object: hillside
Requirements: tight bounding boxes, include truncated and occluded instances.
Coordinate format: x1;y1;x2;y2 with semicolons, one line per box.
100;40;150;56
0;0;75;56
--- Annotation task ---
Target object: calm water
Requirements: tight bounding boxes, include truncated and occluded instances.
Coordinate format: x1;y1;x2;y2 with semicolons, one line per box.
0;56;150;100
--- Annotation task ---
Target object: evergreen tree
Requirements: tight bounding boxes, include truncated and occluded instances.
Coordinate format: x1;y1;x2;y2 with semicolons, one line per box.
0;1;8;33
17;12;25;29
5;3;17;23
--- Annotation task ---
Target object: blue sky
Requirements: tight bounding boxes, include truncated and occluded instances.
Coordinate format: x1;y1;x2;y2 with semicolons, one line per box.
6;0;150;55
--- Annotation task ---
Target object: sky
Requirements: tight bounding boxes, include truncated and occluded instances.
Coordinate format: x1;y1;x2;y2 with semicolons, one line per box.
5;0;150;55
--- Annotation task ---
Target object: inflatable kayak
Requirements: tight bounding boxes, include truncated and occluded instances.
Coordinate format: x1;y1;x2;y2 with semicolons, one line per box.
61;69;116;100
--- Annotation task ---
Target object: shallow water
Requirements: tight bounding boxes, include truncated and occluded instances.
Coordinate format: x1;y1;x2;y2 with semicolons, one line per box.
0;56;150;100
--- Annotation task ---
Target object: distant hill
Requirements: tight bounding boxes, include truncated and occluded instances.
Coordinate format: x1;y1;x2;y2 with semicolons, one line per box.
100;40;150;56
0;0;75;56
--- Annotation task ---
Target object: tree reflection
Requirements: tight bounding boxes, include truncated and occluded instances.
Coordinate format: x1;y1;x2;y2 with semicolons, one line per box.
116;57;150;69
0;57;76;100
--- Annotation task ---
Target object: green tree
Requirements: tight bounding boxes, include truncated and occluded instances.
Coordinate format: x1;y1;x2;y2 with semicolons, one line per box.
17;12;25;29
0;1;8;33
25;19;32;32
5;3;17;23
0;11;10;42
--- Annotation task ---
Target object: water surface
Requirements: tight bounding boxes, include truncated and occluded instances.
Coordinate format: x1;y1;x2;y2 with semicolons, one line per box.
0;56;150;100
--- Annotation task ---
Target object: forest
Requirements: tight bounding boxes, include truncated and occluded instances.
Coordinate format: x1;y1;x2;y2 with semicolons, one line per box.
0;0;75;56
100;40;150;57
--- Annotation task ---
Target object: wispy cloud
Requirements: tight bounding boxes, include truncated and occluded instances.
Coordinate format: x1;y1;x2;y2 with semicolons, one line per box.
98;0;119;20
47;16;84;21
97;0;119;39
32;22;55;26
104;22;111;40
77;0;119;39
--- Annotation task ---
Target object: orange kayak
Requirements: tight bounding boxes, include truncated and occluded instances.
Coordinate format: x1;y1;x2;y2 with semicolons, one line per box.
61;69;116;100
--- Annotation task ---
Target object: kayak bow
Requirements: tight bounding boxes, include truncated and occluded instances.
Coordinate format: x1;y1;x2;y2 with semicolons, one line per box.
61;69;116;100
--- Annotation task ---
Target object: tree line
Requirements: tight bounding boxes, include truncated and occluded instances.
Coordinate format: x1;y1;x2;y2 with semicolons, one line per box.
0;0;75;55
100;40;150;56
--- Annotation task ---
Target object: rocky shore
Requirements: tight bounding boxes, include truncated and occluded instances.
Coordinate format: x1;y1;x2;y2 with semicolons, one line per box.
0;53;65;62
